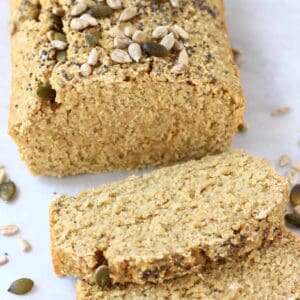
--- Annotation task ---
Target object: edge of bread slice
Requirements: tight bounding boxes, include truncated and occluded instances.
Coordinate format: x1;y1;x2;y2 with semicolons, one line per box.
50;150;288;285
76;231;300;299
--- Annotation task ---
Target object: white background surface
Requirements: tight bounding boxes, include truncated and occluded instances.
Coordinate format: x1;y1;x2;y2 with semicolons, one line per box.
0;0;299;299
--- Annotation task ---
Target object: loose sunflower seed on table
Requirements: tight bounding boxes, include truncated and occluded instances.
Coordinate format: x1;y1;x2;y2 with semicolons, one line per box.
0;225;19;236
110;49;132;63
8;278;34;295
160;32;175;50
178;49;189;65
18;238;32;252
80;13;98;26
128;43;142;62
119;6;138;22
172;24;189;40
80;63;92;76
106;0;122;10
152;25;168;39
114;36;132;49
87;48;99;65
70;2;88;16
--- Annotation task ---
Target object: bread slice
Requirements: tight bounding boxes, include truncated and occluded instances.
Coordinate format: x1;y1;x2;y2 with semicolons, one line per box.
76;232;300;299
50;150;288;285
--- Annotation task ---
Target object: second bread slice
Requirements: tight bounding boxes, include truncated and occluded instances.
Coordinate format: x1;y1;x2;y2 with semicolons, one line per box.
50;150;288;285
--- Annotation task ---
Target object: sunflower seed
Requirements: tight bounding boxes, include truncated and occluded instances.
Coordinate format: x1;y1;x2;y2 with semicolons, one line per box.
286;169;298;186
171;63;189;74
160;32;175;50
178;49;189;65
87;48;99;65
80;13;98;26
293;205;300;216
78;0;96;7
0;225;19;236
18;238;32;252
292;163;300;171
290;184;300;206
8;278;34;295
132;30;150;44
172;39;184;51
172;24;189;40
170;0;180;7
271;105;291;116
95;265;110;287
107;0;122;10
80;63;92;76
168;26;179;39
279;154;291;167
114;36;132;48
71;3;87;16
119;6;138;22
0;256;8;266
142;42;168;57
128;43;142;62
124;25;136;37
110;49;132;63
109;27;125;37
51;40;68;50
70;17;89;31
152;26;168;39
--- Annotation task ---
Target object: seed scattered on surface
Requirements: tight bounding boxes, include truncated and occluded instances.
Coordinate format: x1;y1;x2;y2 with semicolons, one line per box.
271;105;291;116
285;213;300;228
178;49;189;65
0;225;19;236
124;25;136;37
51;40;68;50
172;24;189;40
0;168;6;184
119;6;138;22
290;184;300;207
128;43;142;62
87;48;99;65
0;256;8;266
70;17;89;31
18;238;32;252
172;39;184;51
107;0;122;10
286;169;298;186
292;163;300;172
160;32;175;51
152;26;168;39
110;49;132;63
293;204;300;216
90;4;113;18
279;154;291;167
71;2;87;16
80;63;92;76
171;63;189;74
56;50;67;62
80;13;98;26
109;27;125;38
8;278;34;295
0;181;17;201
169;0;180;7
237;121;248;132
142;42;168;57
114;36;132;49
132;30;150;44
54;32;67;42
37;84;56;102
168;26;179;39
85;30;101;47
95;265;110;287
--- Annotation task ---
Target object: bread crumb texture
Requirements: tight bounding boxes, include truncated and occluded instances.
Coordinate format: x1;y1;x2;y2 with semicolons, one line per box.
76;232;300;299
50;150;288;285
9;0;244;176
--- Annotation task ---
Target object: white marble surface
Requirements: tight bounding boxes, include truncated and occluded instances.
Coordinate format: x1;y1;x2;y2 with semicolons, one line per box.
0;0;299;299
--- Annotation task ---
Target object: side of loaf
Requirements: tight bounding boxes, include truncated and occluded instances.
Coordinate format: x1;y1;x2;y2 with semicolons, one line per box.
9;0;244;176
50;150;288;285
76;232;300;300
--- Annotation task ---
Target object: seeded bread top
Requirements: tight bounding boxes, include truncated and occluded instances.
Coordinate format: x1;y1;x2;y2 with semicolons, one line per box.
76;232;300;299
50;150;288;284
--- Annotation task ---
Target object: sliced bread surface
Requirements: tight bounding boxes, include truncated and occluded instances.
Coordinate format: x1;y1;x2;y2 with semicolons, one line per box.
50;150;288;285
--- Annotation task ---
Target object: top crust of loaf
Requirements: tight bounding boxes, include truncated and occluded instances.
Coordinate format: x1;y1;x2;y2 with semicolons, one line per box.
50;150;288;285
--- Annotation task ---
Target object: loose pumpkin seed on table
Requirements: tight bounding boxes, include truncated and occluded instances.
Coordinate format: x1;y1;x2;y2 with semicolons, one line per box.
8;278;34;295
0;181;16;201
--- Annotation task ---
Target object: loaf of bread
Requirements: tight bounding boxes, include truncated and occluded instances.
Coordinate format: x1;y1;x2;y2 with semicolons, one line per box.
9;0;244;176
50;150;288;285
76;232;300;299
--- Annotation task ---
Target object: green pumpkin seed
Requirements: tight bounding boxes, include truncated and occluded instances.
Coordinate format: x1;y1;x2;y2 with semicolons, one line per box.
50;14;63;32
8;278;34;295
85;30;101;47
37;84;56;102
90;4;113;19
54;32;66;42
290;184;300;207
142;42;168;57
0;181;16;202
56;50;67;62
285;213;300;228
95;265;110;287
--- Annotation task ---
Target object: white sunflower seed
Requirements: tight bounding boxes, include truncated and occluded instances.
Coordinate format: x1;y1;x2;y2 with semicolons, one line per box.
114;36;132;48
80;13;97;26
51;40;68;50
124;25;136;37
160;32;175;50
152;26;168;39
168;26;179;39
271;105;291;116
279;154;291;167
70;2;87;16
171;63;189;74
87;48;99;65
18;238;32;252
0;225;19;236
0;256;8;266
110;49;132;63
178;49;189;65
119;6;138;22
80;63;92;76
132;30;150;44
170;0;180;7
70;18;89;31
107;0;122;10
172;39;184;51
172;24;189;40
128;43;142;62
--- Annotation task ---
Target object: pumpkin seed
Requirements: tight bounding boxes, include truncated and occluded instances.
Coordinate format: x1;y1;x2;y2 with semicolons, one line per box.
56;50;67;62
0;181;16;201
95;265;110;287
37;84;56;102
85;30;101;47
142;42;168;57
90;4;113;18
290;184;300;206
285;213;300;228
8;278;34;295
54;32;66;42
